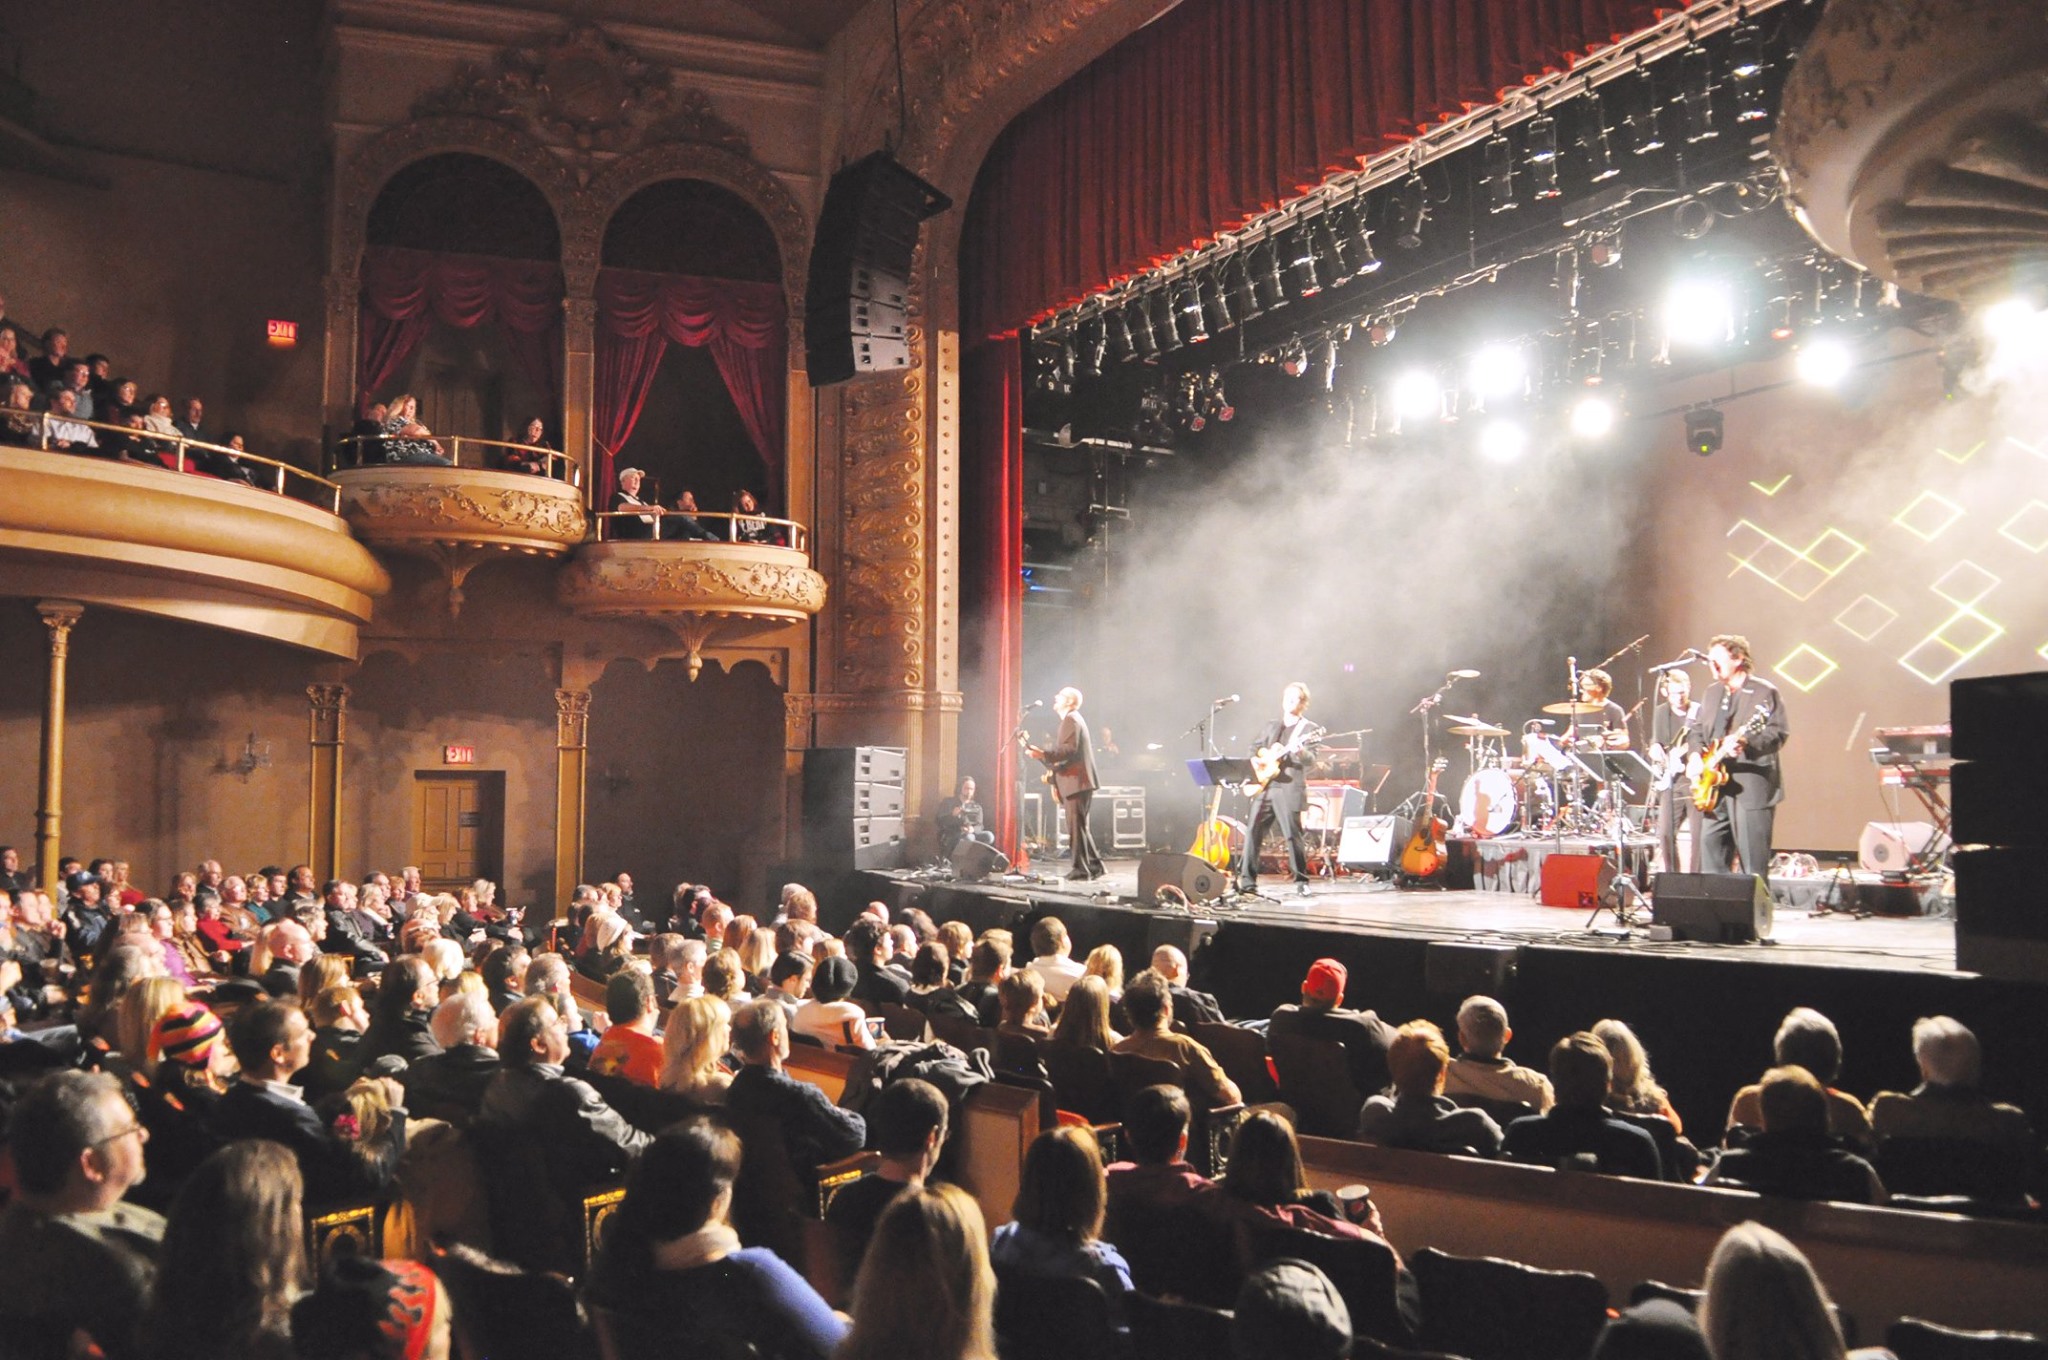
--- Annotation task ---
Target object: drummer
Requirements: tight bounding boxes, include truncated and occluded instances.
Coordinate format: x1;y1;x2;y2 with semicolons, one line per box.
1571;668;1632;750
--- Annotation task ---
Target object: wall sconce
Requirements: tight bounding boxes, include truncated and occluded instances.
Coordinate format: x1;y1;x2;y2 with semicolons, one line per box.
220;732;272;780
599;765;633;798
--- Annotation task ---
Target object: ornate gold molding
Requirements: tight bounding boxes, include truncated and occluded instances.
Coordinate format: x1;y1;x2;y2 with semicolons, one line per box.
555;686;592;747
338;472;589;546
557;543;827;618
783;690;816;751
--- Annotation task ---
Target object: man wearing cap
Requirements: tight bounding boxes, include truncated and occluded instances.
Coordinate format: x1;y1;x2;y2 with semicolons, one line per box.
1267;958;1398;1100
610;467;663;539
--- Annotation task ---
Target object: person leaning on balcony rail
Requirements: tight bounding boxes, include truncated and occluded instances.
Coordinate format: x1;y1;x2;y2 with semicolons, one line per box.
2;379;42;446
667;489;721;542
42;386;98;452
497;416;555;475
611;466;665;539
381;394;452;466
732;487;784;545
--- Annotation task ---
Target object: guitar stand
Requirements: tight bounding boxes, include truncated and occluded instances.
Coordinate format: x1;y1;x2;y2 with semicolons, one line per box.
1585;871;1651;934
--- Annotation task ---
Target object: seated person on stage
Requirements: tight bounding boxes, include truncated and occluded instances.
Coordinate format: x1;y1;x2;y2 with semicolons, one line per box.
1025;916;1085;1004
1723;1007;1870;1148
793;956;874;1051
1501;1032;1662;1180
1356;1020;1504;1157
1868;1015;2036;1155
665;490;721;542
1705;1066;1885;1205
935;776;996;859
1267;958;1398;1099
824;1077;949;1300
1444;995;1554;1113
1113;971;1241;1109
1149;943;1224;1025
610;466;665;539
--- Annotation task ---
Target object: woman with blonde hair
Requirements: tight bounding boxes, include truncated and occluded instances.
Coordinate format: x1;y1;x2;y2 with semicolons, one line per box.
380;392;449;465
659;995;734;1104
114;975;189;1078
840;1183;998;1360
1699;1221;1846;1360
1048;975;1122;1053
736;923;777;993
297;954;354;1012
1082;943;1124;999
1593;1018;1683;1132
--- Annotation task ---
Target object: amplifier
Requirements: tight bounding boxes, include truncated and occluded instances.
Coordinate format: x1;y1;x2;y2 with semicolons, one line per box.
1304;780;1367;832
1338;815;1411;870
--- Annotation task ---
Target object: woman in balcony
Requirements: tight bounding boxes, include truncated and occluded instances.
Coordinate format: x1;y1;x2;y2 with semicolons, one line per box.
382;393;452;466
732;487;784;545
1;380;41;447
497;416;555;476
0;327;28;383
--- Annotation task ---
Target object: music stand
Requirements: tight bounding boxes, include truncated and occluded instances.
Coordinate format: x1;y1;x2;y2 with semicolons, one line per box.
1188;758;1265;902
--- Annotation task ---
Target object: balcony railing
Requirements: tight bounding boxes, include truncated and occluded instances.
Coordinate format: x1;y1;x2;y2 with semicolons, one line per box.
590;509;809;552
3;412;342;512
330;434;582;487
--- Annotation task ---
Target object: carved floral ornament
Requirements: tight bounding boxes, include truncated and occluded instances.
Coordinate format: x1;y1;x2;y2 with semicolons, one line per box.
556;549;828;618
340;480;589;545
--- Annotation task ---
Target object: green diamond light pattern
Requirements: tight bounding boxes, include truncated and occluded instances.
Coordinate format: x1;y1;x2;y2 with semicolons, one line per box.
1900;607;2006;685
1774;644;1840;693
1932;560;1999;608
1725;521;1866;601
1834;594;1899;643
1891;490;1965;542
1999;501;2048;553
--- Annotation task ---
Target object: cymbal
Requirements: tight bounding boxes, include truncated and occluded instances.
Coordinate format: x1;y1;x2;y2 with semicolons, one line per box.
1442;713;1489;727
1447;722;1510;737
1542;700;1607;715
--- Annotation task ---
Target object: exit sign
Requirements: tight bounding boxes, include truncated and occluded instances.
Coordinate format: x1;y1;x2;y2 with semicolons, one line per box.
266;319;298;346
443;745;475;765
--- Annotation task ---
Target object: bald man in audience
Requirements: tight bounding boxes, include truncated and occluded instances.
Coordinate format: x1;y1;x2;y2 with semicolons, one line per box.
1444;996;1554;1113
1150;944;1224;1024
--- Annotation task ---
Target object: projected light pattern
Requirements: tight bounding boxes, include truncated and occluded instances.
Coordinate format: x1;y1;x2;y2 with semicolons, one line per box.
1891;490;1965;542
1937;442;1984;464
1751;474;1792;496
1834;594;1899;643
1774;643;1839;693
1725;520;1867;601
2009;435;2047;461
1900;607;2006;685
1932;560;1999;608
1999;501;2048;553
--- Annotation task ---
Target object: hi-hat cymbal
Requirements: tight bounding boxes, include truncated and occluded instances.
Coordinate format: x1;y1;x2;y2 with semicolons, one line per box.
1447;722;1510;737
1442;713;1489;727
1542;700;1607;715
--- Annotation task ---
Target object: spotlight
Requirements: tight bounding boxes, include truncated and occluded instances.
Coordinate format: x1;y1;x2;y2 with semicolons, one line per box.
1795;336;1854;387
1175;276;1209;344
1105;307;1133;361
1663;278;1735;348
1199;269;1234;334
1627;65;1665;154
1467;343;1525;400
1252;240;1290;312
1582;90;1620;182
1685;406;1724;457
1315;334;1339;392
1311;215;1350;287
1394;173;1428;250
1729;21;1769;123
1526;111;1561;201
1681;45;1717;144
1570;394;1617;438
1224;254;1262;325
1391;370;1439;420
1333;202;1381;278
1128;298;1158;359
1281;342;1310;378
1057;337;1077;387
1980;296;2048;370
1366;316;1398;347
1479;418;1528;464
1588;232;1624;268
1081;318;1108;377
1282;226;1322;297
1482;128;1518;214
1150;289;1181;351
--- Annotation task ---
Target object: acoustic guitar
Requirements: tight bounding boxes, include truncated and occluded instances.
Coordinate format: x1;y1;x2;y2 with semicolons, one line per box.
1015;727;1067;789
1687;706;1772;813
1399;758;1450;879
1244;721;1327;801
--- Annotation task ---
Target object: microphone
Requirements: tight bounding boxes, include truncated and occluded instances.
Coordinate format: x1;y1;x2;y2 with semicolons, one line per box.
1026;699;1044;710
1648;658;1695;672
1213;694;1241;707
1448;669;1481;679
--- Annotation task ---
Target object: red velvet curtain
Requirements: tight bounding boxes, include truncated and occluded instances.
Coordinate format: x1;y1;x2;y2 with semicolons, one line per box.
962;0;1671;338
961;336;1028;863
591;267;787;510
357;246;563;406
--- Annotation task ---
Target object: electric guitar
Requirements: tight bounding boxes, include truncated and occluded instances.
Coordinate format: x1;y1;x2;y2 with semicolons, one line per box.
1687;706;1772;812
1016;727;1069;789
1399;758;1450;878
1245;721;1328;801
1650;707;1697;794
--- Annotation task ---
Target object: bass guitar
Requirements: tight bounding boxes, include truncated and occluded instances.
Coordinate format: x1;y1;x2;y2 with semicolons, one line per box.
1687;706;1772;812
1244;722;1328;802
1399;758;1450;879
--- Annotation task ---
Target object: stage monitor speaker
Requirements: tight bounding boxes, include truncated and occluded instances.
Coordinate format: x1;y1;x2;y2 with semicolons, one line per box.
805;151;951;386
1652;871;1775;943
1424;942;1520;999
1137;852;1229;906
1539;854;1616;909
1338;815;1411;871
949;839;1011;883
1857;821;1940;874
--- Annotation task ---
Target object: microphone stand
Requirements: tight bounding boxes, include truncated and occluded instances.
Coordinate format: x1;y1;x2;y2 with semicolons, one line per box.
1405;674;1467;822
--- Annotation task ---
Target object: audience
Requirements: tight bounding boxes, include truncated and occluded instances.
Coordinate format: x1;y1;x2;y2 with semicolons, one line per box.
1704;1066;1886;1205
1445;994;1555;1113
1595;1018;1684;1133
143;1139;307;1360
1217;1110;1374;1240
1268;957;1398;1098
1049;972;1123;1053
845;915;911;1010
959;932;1011;1026
1698;1222;1851;1360
1355;1019;1505;1156
479;996;649;1181
400;991;502;1126
990;1125;1135;1320
1025;916;1085;1002
1502;1032;1663;1180
658;993;735;1105
1234;1258;1354;1360
794;954;874;1050
725;996;866;1176
1724;1007;1871;1147
292;1254;453;1360
1868;1015;2035;1151
1114;970;1242;1108
1150;942;1225;1023
588;967;664;1086
839;1183;999;1360
826;1076;950;1297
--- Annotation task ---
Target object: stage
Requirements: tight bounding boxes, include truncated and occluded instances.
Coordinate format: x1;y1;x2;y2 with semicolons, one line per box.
828;854;2041;1147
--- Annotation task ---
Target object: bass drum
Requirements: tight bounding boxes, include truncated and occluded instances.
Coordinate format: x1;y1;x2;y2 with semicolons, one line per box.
1455;767;1518;837
1189;814;1248;871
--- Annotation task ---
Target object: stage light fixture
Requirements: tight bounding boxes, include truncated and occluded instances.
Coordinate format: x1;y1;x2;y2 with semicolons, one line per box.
1570;394;1617;438
1685;406;1724;457
1081;318;1108;377
1730;23;1769;124
1224;254;1262;326
1681;45;1718;144
1174;276;1209;344
1482;128;1518;214
1526;112;1562;201
1663;278;1735;348
1479;418;1528;463
1468;343;1526;400
1150;289;1182;351
1251;240;1290;313
1582;90;1621;182
1628;65;1666;155
1310;215;1350;288
1104;306;1134;361
1128;298;1158;359
1795;337;1854;387
1391;370;1439;420
1056;337;1077;388
1316;334;1340;392
1394;173;1429;250
1282;226;1323;297
1980;296;2048;370
1199;269;1234;334
1333;201;1381;278
1588;232;1623;268
1366;316;1398;347
1281;341;1310;378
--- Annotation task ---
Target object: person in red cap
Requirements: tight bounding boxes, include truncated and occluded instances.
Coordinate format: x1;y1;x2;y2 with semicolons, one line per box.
1266;958;1398;1099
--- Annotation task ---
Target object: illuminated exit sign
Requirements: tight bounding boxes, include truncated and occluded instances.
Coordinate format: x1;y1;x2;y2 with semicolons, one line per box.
443;744;475;765
266;319;298;346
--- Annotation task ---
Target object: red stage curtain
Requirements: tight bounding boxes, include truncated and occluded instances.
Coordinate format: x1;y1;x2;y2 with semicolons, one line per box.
357;246;563;407
961;335;1027;863
591;267;787;510
961;0;1670;339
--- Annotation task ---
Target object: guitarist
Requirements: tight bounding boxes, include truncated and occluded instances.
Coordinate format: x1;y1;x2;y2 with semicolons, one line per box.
1648;668;1701;872
1695;634;1790;877
1238;682;1319;899
1025;687;1104;882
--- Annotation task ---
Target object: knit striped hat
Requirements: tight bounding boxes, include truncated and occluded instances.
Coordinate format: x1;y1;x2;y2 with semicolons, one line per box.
149;999;225;1069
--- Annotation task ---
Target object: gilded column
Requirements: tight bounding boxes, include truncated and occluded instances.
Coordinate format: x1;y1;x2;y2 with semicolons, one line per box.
782;692;816;860
563;294;597;500
306;684;349;883
34;601;83;895
554;687;592;912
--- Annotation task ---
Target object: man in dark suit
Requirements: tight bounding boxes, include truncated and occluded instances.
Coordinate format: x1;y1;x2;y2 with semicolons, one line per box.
1239;682;1323;898
1027;686;1104;881
1693;633;1789;877
402;993;503;1127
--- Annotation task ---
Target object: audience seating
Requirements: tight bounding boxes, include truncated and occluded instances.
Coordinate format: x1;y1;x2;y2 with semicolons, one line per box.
1126;1291;1234;1360
1447;1091;1537;1128
1628;1278;1858;1346
1241;1219;1417;1347
878;1000;931;1042
1269;1032;1365;1139
1611;1110;1701;1182
992;1268;1119;1360
1410;1247;1609;1360
306;1199;385;1266
1886;1318;2048;1360
1105;1198;1242;1310
1045;1045;1116;1123
1876;1137;2034;1203
994;1029;1046;1077
580;1183;626;1270
1107;1051;1183;1110
1190;1020;1281;1105
928;1012;994;1053
1352;1340;1470;1360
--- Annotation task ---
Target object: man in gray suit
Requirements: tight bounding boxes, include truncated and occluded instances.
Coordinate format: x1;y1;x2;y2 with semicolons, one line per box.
1028;686;1104;881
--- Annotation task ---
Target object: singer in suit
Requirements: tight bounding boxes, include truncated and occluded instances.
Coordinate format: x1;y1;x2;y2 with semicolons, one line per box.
1239;682;1321;898
1648;667;1700;872
1027;687;1104;881
1695;634;1790;877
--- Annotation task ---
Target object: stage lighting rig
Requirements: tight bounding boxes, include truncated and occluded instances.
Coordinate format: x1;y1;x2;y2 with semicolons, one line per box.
1282;225;1323;297
1199;269;1234;333
1081;317;1109;377
1582;87;1621;183
1174;276;1209;344
1794;336;1854;387
1570;393;1618;438
1685;405;1724;456
1681;44;1718;144
1479;418;1528;463
1332;201;1382;278
1311;215;1350;288
1526;111;1562;201
1627;63;1666;155
1151;289;1182;351
1104;305;1134;362
1391;370;1439;421
1394;171;1429;250
1728;18;1769;123
1224;254;1262;325
1280;341;1310;378
1251;239;1290;312
1128;297;1159;359
1483;127;1518;214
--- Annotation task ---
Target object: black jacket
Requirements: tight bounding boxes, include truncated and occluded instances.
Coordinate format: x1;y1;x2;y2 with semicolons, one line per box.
1503;1106;1663;1180
213;1079;404;1203
361;1011;441;1070
725;1064;866;1174
401;1044;502;1126
1269;1002;1398;1097
1169;983;1226;1026
301;1025;367;1102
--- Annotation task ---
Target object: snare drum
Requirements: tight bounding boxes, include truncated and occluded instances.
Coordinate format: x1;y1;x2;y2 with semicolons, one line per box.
1455;767;1518;838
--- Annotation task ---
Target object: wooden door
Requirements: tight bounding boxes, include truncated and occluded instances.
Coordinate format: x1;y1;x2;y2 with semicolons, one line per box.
413;773;502;890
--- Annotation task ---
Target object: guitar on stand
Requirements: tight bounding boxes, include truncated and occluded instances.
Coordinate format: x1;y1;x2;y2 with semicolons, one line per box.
1399;758;1450;881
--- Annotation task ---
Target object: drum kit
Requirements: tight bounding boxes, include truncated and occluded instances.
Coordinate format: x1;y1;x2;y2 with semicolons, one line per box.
1442;697;1629;839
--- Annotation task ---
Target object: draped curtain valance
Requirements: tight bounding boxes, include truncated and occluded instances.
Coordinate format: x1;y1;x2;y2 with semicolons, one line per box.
357;245;564;409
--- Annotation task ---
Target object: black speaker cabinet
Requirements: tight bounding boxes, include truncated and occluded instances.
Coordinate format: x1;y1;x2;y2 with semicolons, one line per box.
948;838;1011;882
1424;942;1520;999
1138;852;1229;905
805;151;951;386
1652;872;1775;943
1337;815;1412;871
